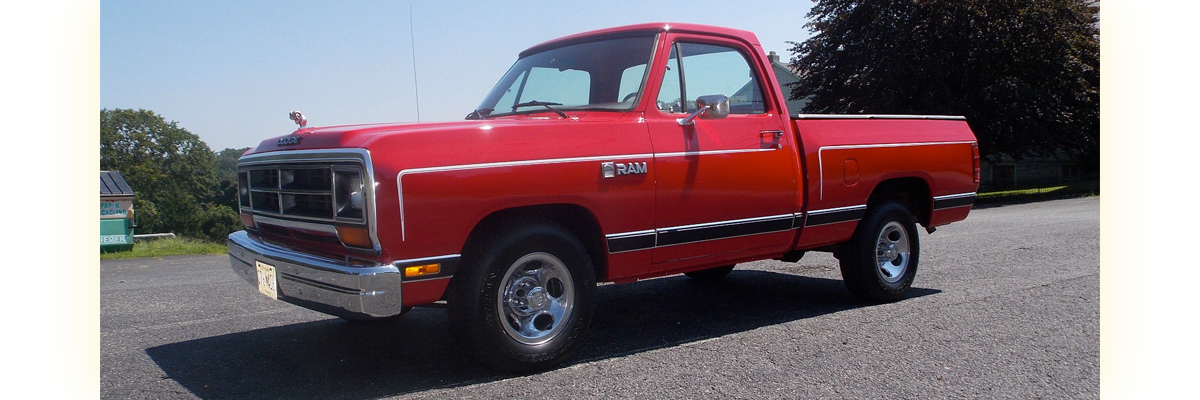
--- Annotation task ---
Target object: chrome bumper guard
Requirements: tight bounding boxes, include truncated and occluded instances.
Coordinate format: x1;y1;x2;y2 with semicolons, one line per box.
227;230;402;319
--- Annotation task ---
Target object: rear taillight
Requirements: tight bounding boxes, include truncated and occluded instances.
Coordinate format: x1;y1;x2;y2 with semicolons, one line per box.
972;143;981;185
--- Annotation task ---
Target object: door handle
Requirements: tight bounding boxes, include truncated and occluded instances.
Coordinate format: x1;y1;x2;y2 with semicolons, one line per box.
760;130;785;149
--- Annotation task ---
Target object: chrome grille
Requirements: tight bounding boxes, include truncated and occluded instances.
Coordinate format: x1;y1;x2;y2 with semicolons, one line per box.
238;162;365;224
236;149;379;253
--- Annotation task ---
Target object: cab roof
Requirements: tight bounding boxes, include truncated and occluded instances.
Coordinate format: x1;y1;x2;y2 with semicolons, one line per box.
519;22;761;57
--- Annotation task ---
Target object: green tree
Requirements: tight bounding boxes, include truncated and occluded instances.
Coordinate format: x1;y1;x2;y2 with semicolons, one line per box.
101;108;237;241
788;0;1099;166
213;147;250;211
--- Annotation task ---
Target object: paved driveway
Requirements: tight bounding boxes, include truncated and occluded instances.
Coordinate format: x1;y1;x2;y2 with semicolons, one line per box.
101;197;1099;399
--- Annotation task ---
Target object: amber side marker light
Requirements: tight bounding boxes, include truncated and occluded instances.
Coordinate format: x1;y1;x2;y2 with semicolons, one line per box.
336;226;373;248
404;264;441;277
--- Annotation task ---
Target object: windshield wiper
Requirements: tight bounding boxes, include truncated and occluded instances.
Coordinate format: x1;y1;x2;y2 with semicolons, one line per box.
466;108;493;120
513;100;569;119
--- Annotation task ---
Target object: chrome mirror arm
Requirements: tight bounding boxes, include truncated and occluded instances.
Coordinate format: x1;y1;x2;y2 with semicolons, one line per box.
676;94;730;126
677;106;709;126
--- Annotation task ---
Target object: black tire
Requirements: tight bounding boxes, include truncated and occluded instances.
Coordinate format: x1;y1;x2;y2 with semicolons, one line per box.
839;201;920;302
683;265;734;280
448;219;596;373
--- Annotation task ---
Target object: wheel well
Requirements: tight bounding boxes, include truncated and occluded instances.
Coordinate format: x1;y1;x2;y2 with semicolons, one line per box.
462;204;608;281
866;178;932;226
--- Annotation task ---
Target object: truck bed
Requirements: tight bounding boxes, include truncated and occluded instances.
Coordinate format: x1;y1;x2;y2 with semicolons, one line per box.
789;115;979;250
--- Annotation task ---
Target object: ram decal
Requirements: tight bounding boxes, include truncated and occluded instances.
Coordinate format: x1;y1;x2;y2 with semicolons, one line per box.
601;161;647;178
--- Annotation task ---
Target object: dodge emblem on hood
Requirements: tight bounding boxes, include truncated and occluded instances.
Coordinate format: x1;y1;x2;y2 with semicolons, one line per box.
277;136;302;146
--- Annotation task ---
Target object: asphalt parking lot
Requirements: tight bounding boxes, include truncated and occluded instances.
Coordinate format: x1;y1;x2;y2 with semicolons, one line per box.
101;197;1099;399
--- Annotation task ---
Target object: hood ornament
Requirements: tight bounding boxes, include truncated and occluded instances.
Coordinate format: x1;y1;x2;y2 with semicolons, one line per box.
289;111;307;128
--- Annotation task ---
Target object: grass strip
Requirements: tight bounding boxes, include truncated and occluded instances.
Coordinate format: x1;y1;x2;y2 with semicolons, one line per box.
977;180;1099;202
100;237;227;260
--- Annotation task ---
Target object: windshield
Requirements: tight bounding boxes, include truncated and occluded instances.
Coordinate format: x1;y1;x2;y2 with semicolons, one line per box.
471;35;657;119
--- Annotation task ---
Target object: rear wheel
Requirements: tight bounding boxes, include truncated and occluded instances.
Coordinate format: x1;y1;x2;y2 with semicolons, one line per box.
684;265;734;281
448;220;596;372
839;201;920;302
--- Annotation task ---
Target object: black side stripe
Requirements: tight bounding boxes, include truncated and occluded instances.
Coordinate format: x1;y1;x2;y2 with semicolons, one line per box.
606;215;800;254
607;232;656;253
657;216;794;247
933;193;976;210
606;194;975;254
804;206;867;227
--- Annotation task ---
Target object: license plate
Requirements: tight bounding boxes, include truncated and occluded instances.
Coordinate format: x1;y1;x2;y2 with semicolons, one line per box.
256;261;278;300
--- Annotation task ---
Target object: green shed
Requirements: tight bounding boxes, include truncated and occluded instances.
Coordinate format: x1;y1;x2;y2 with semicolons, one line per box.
100;171;136;251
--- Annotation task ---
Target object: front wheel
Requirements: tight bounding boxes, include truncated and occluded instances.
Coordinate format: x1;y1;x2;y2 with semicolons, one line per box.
839;201;920;302
448;220;596;372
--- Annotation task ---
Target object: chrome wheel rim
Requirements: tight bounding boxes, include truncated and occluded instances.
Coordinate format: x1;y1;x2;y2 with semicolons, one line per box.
874;221;910;283
497;252;575;345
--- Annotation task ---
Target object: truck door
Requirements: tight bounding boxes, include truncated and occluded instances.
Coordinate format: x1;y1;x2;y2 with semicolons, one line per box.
646;36;797;266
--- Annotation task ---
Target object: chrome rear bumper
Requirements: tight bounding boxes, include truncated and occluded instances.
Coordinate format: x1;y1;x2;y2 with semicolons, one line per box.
227;231;402;319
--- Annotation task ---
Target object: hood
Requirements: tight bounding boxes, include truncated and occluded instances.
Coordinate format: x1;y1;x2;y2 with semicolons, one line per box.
244;111;633;163
245;120;478;155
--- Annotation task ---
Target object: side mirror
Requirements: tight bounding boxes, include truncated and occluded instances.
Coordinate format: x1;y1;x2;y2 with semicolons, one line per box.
677;94;730;126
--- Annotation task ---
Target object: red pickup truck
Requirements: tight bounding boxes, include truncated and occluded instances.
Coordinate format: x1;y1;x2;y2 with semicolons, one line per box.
228;23;979;372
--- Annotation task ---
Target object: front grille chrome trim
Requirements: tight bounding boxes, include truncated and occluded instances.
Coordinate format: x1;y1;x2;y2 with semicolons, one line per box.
237;149;379;252
252;215;340;235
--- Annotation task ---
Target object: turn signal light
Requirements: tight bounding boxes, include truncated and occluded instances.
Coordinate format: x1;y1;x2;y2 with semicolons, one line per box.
404;264;440;277
336;226;373;248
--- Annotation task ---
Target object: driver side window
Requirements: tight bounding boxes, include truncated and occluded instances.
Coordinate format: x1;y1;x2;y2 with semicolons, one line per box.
656;42;766;114
656;45;684;113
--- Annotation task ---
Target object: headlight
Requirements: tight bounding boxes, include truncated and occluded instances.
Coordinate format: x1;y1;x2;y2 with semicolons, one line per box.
334;168;365;220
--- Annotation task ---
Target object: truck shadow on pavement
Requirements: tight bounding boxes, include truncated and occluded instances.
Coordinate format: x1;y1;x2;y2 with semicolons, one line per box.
146;270;938;400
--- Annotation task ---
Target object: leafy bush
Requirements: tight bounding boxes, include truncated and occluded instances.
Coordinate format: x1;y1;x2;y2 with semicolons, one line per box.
102;108;248;242
196;204;241;242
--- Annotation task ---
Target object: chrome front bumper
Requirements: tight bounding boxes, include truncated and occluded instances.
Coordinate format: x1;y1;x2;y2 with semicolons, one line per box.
227;230;403;319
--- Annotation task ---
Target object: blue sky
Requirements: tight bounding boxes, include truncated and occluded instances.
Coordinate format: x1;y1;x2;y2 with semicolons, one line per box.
100;0;814;151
